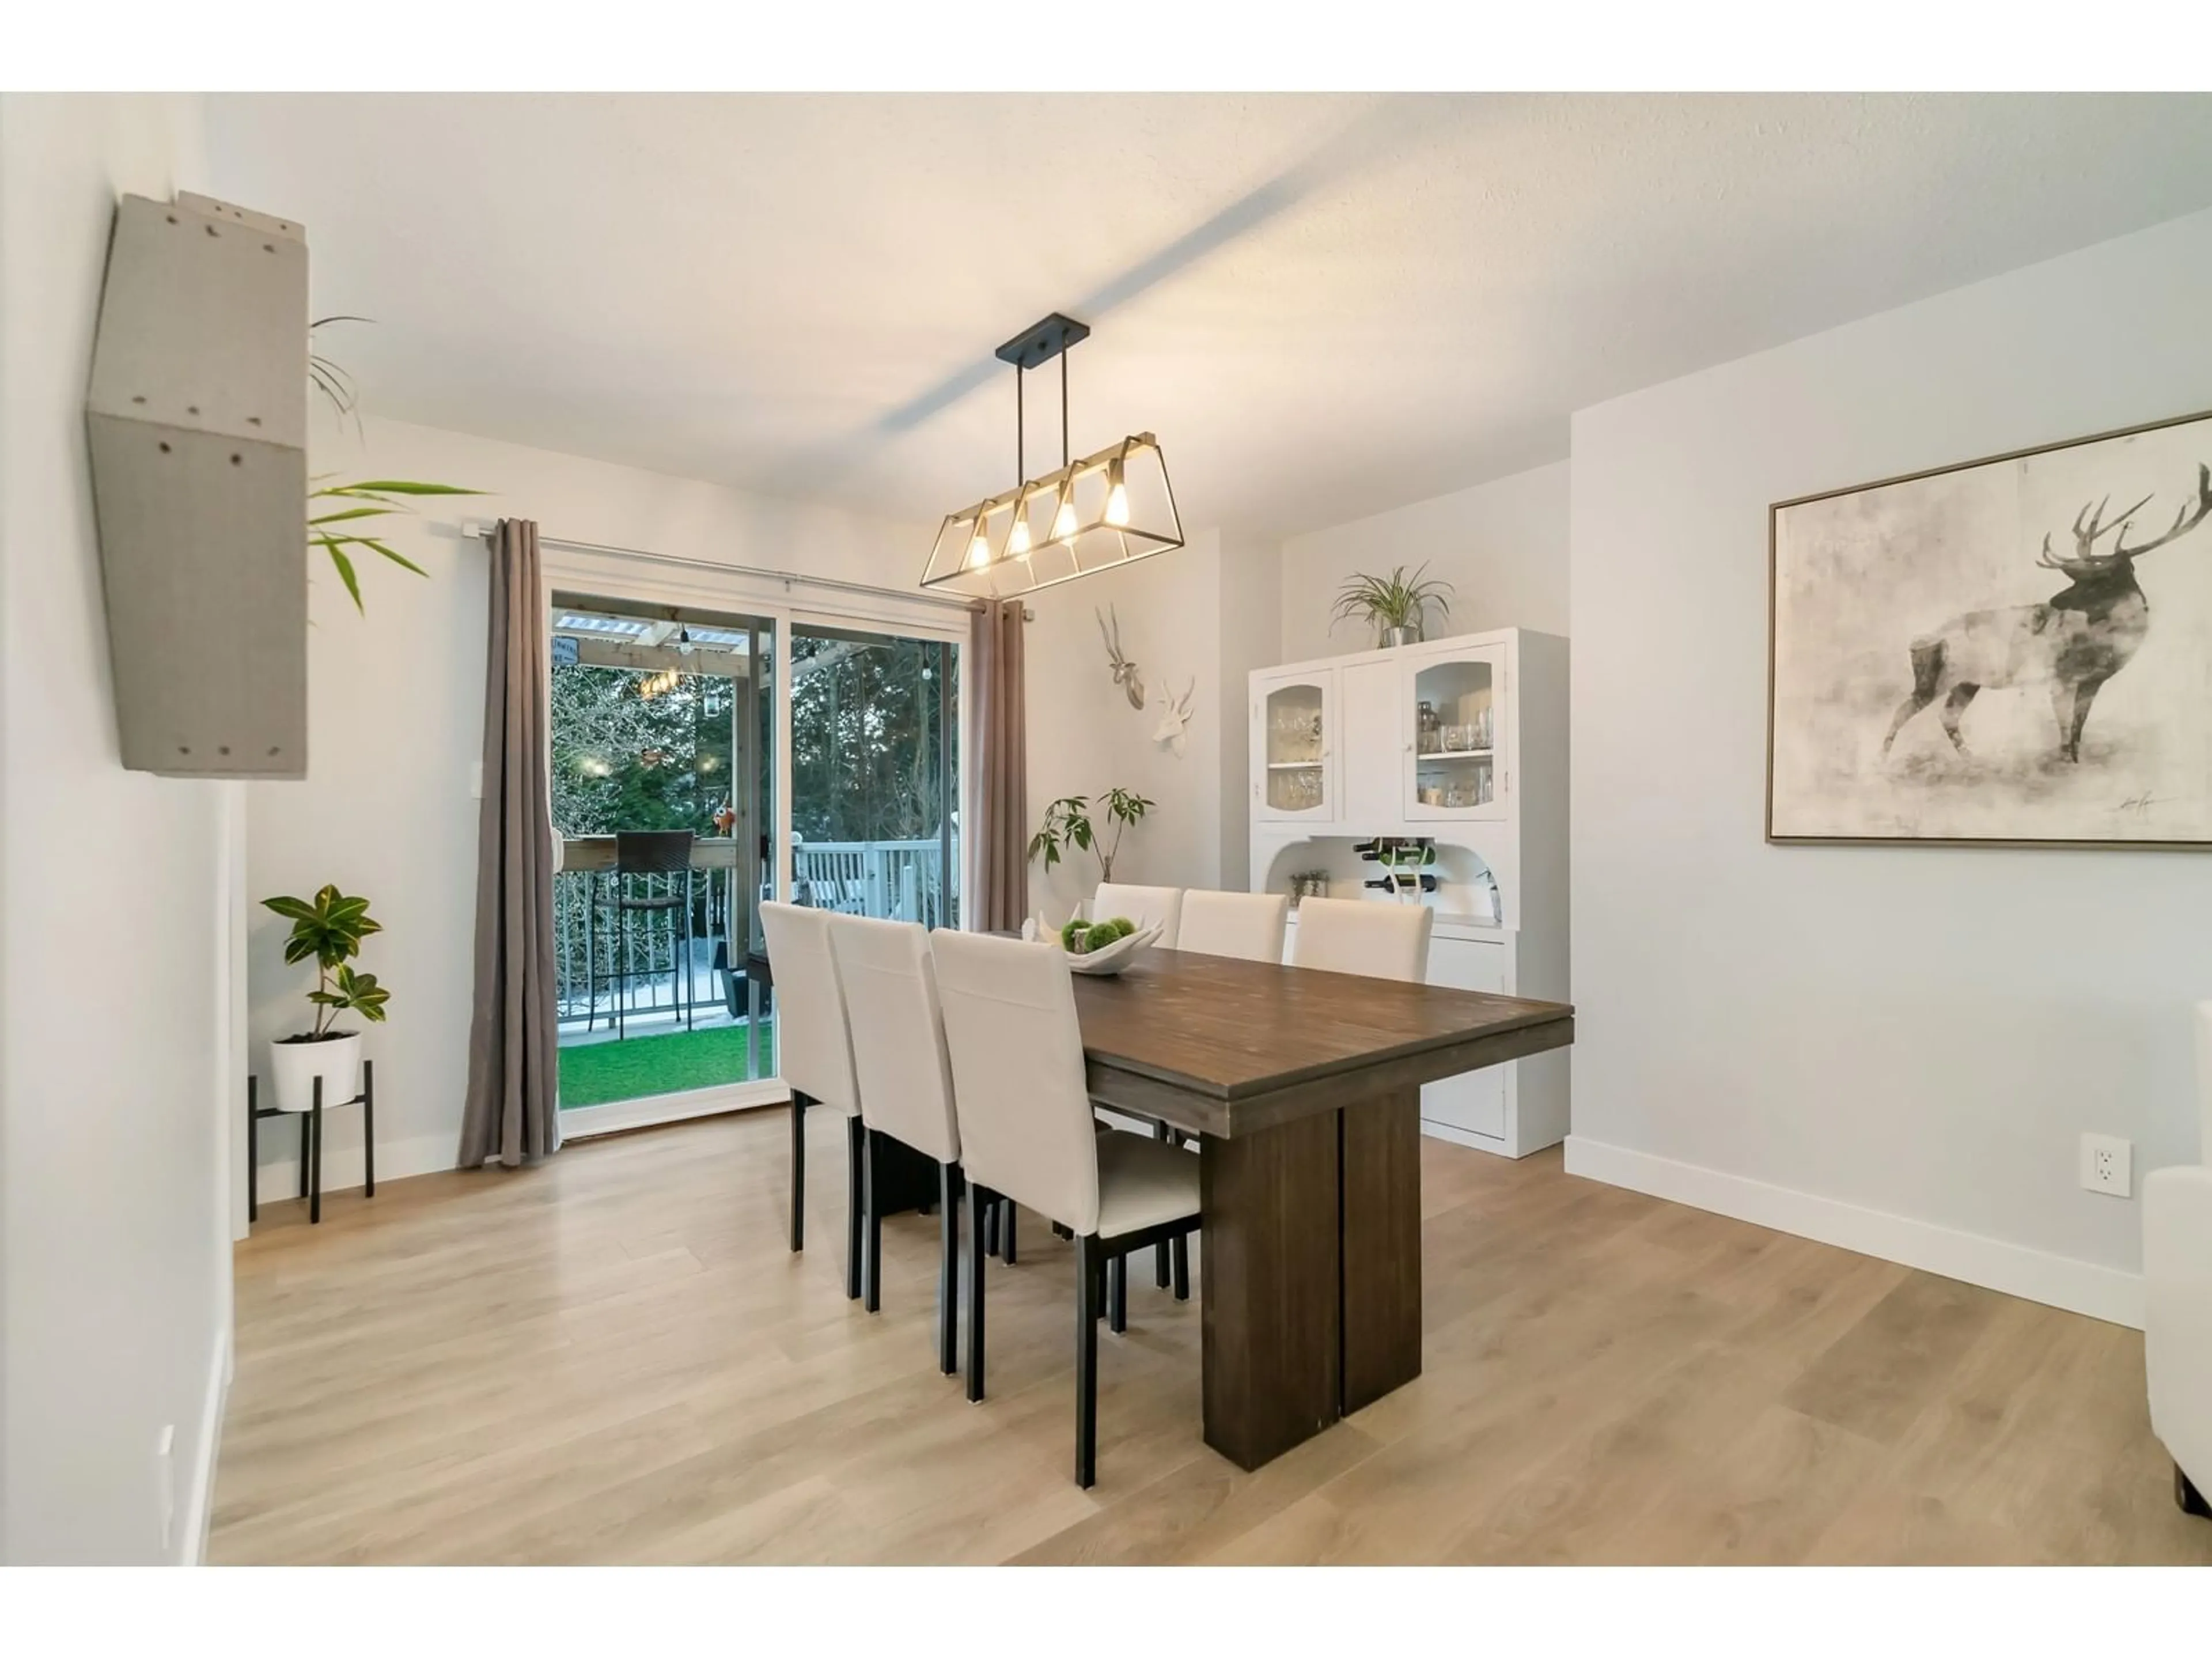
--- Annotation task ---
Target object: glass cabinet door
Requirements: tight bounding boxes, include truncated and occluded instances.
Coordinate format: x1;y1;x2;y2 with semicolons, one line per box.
1253;675;1334;822
1405;645;1505;820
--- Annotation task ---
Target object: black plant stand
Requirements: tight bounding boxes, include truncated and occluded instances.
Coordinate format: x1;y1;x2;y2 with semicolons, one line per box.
248;1061;375;1226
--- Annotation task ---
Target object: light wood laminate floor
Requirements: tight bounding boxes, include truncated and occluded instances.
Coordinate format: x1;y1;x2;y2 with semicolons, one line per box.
211;1109;2212;1565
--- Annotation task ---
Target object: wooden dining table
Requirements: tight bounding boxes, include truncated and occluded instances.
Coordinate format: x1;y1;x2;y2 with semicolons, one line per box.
1071;946;1574;1471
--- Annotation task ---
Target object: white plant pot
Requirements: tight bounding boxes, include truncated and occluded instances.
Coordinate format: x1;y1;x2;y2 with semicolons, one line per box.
268;1031;362;1115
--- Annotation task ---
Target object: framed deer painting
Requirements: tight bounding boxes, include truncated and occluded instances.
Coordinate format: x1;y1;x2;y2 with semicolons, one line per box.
1768;407;2212;848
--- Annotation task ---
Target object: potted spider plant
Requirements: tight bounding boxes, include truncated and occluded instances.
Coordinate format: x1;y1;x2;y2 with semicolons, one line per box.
263;884;391;1113
1331;563;1456;648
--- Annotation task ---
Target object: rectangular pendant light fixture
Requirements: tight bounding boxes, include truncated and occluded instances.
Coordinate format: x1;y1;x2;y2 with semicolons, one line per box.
919;313;1183;600
922;433;1183;600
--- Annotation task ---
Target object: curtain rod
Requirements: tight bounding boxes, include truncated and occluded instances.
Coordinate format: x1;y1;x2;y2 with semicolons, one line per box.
459;520;1032;619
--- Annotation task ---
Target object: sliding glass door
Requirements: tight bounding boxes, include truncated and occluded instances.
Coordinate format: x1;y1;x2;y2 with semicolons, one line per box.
548;595;778;1116
789;623;960;931
544;585;965;1130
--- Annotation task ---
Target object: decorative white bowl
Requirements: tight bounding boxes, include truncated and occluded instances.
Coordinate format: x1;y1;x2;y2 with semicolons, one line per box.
1055;921;1163;975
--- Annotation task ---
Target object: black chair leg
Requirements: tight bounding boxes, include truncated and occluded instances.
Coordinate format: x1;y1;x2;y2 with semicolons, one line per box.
863;1129;882;1315
682;876;696;1031
789;1092;806;1253
1074;1234;1100;1488
844;1115;863;1301
965;1181;990;1402
1108;1251;1127;1334
1000;1200;1017;1266
937;1163;960;1376
1052;1221;1073;1240
362;1059;375;1198
247;1077;259;1225
2181;1463;2211;1518
297;1109;309;1199
584;873;597;1033
983;1196;999;1260
1172;1234;1190;1301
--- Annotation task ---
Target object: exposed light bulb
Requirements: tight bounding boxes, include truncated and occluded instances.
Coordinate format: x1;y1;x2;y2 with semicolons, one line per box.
1105;469;1130;528
966;523;991;569
1051;488;1078;541
1009;514;1032;556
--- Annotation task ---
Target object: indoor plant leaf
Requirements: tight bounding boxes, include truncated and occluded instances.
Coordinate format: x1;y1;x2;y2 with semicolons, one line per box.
317;536;365;613
359;537;430;578
338;480;486;497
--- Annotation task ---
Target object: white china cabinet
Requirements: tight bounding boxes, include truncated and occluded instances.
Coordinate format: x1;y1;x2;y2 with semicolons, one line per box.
1249;627;1569;1158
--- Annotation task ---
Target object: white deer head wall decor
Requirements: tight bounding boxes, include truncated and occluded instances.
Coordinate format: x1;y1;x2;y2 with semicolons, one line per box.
1152;677;1196;758
1095;605;1146;710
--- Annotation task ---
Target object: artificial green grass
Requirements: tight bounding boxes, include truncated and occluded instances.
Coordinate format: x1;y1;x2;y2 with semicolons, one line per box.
557;1022;775;1109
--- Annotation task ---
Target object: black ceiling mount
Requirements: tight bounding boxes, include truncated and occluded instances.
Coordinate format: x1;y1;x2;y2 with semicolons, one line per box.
995;312;1090;370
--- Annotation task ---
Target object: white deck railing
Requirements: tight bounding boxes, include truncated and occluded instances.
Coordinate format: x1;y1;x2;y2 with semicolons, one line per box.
554;838;957;1024
793;838;957;927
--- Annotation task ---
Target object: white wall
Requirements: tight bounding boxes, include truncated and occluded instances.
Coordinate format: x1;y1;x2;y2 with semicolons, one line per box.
246;414;929;1195
1216;529;1284;892
1568;206;2212;1327
1024;531;1227;920
1279;460;1570;664
0;93;241;1564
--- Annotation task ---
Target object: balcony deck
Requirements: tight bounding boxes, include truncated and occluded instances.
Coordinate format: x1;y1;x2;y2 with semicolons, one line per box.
552;836;954;1111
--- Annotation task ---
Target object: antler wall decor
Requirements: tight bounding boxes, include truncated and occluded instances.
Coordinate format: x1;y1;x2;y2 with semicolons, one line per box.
1095;605;1146;710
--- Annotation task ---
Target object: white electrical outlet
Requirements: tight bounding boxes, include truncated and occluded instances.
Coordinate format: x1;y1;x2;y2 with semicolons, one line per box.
2080;1133;2133;1198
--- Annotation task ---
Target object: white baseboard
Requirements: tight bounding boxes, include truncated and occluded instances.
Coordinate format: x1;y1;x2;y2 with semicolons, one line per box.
249;1129;454;1210
181;1321;231;1565
1563;1135;2145;1331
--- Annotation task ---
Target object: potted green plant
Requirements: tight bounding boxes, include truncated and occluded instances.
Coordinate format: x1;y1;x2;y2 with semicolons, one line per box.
307;317;482;613
263;884;391;1113
1331;563;1455;649
1028;787;1156;885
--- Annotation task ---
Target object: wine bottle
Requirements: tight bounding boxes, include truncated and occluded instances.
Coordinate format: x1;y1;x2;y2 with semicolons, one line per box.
1363;874;1438;893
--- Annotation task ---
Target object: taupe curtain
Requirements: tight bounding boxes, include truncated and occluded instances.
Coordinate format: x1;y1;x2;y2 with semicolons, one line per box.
459;518;561;1168
971;599;1028;933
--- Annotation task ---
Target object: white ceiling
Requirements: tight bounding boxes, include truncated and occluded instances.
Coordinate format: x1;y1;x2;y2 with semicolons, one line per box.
206;93;2212;539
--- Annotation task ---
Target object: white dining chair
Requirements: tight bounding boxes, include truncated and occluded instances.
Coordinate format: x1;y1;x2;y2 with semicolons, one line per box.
931;928;1202;1488
760;901;865;1300
1087;882;1184;948
1293;895;1434;982
1174;889;1290;963
830;913;969;1370
2146;999;2212;1522
1126;888;1288;1296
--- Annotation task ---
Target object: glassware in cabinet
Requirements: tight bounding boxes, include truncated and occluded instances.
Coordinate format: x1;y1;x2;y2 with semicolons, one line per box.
1404;646;1504;820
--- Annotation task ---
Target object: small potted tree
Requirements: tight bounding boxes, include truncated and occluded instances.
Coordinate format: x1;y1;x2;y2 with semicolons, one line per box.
1029;787;1155;885
263;884;391;1113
